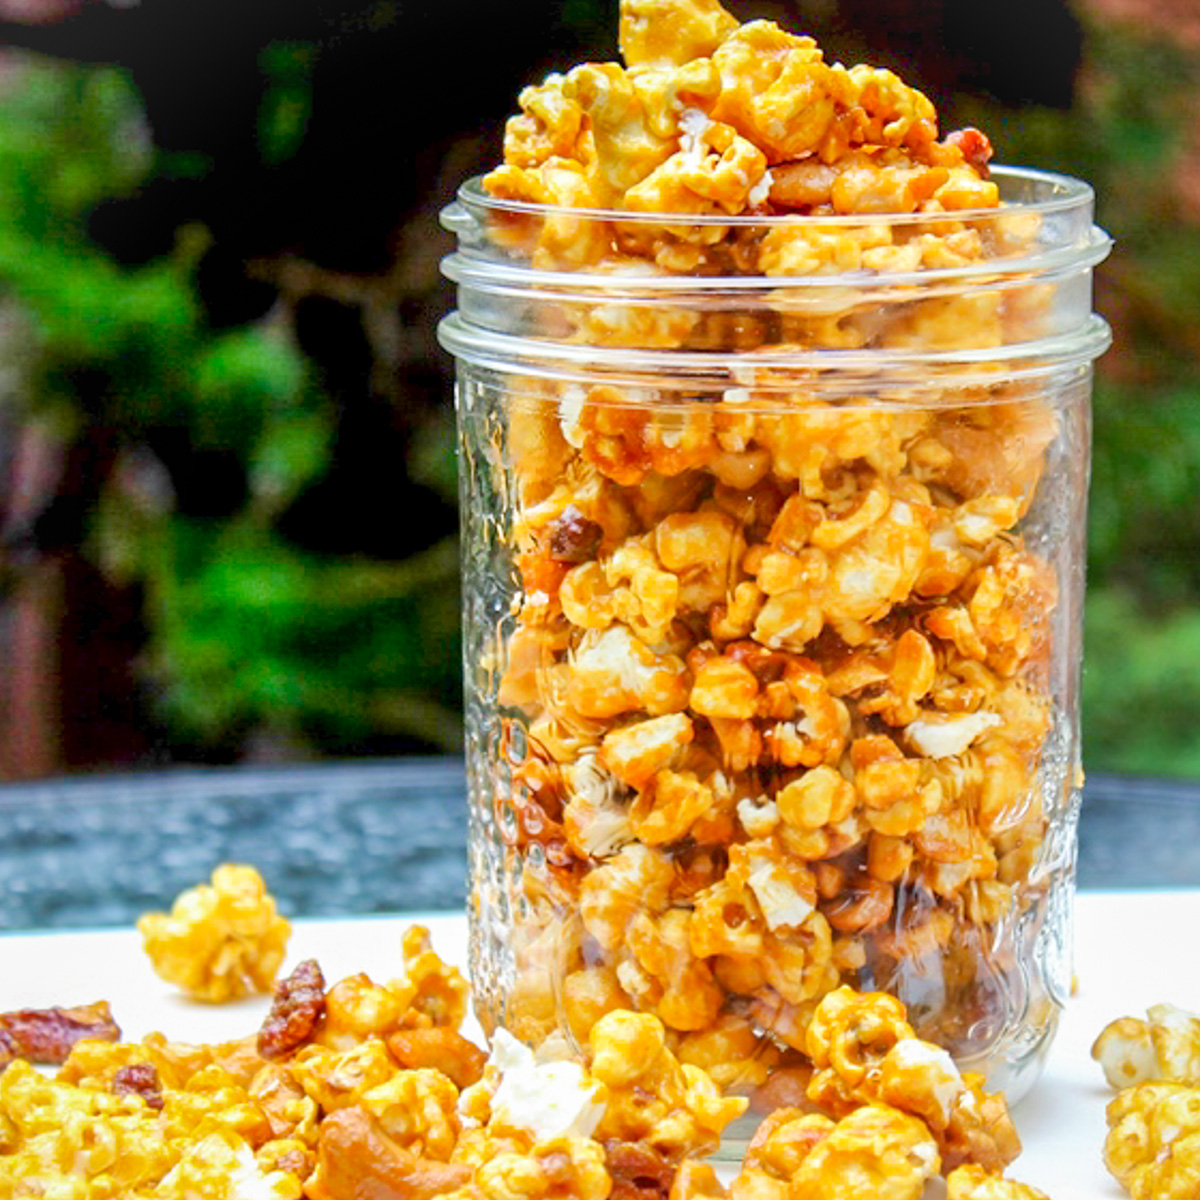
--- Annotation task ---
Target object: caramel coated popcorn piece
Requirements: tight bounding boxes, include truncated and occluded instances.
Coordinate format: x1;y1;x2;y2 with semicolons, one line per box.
138;864;291;1003
1094;1003;1200;1199
395;924;470;1031
790;1104;939;1200
946;1164;1050;1200
589;1010;748;1161
1104;1082;1200;1200
450;1137;613;1200
804;987;1020;1174
619;0;738;69
568;624;690;719
1094;1004;1200;1089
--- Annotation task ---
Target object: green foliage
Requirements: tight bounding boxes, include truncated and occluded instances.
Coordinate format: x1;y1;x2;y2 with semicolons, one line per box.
258;42;316;166
970;15;1200;777
1084;589;1200;777
0;51;463;760
146;523;462;752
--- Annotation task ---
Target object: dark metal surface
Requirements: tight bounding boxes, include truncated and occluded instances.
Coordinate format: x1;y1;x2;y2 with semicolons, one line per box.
0;761;1193;932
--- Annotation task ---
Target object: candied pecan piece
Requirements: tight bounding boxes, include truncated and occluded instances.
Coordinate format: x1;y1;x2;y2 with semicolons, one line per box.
0;1000;120;1066
944;128;994;176
550;505;604;563
606;1139;678;1200
258;958;326;1060
385;1026;486;1089
113;1062;164;1110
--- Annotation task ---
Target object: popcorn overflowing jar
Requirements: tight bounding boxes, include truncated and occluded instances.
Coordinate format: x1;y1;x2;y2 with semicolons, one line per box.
438;6;1111;1139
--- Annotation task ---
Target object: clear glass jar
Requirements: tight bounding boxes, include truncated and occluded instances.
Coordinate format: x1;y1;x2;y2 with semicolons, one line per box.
439;167;1111;1118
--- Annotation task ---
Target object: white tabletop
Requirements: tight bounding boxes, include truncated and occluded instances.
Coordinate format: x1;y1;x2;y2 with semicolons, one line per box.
2;893;1197;1197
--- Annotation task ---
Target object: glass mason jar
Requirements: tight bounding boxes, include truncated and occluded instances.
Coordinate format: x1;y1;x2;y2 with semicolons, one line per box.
439;167;1111;1115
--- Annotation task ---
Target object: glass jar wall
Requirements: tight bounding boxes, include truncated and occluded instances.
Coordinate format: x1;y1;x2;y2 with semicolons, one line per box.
440;167;1111;1114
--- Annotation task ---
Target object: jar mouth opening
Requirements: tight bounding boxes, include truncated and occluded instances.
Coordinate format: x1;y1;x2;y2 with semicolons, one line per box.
443;166;1111;295
438;311;1113;391
452;165;1094;228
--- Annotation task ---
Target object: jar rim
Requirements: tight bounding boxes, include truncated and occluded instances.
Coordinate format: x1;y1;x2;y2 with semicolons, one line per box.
443;166;1111;295
450;164;1093;229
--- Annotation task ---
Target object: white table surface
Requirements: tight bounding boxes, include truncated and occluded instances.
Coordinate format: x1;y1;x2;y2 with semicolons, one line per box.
2;893;1197;1198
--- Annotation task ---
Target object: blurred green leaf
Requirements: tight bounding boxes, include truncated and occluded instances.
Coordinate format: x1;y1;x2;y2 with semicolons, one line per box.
258;41;316;166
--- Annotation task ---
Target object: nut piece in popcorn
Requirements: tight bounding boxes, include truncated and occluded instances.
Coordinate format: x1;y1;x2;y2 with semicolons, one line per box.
1093;1003;1200;1089
138;863;291;1003
307;1105;472;1200
0;1000;120;1068
259;958;326;1060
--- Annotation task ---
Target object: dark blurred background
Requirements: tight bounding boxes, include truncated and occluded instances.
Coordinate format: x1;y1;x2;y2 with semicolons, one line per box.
0;0;1196;780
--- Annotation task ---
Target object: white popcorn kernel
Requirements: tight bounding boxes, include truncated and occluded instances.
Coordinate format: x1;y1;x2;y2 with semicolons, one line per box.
566;755;633;858
559;385;587;448
905;711;1001;759
486;1029;607;1141
747;168;773;208
679;106;713;163
747;861;814;930
889;1038;966;1122
737;796;780;838
230;1145;286;1200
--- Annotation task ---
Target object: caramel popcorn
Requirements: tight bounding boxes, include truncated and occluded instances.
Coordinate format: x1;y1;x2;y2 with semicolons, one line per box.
1104;1082;1200;1200
0;926;494;1199
0;1054;300;1199
730;1102;939;1200
30;911;749;1200
443;0;1098;1170
1092;1003;1200;1199
588;1010;748;1160
1093;1004;1200;1089
804;987;1020;1174
791;1104;940;1200
444;1009;748;1200
946;1164;1050;1200
138;865;291;1003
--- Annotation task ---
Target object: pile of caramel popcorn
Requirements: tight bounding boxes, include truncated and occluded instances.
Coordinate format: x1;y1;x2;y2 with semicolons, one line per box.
0;926;481;1198
0;935;1048;1200
468;0;1067;1092
1093;1004;1200;1199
